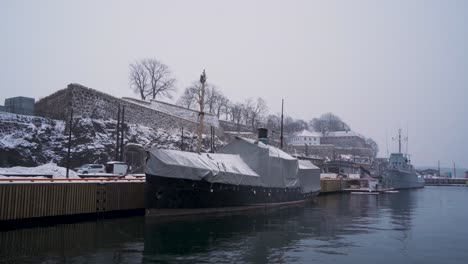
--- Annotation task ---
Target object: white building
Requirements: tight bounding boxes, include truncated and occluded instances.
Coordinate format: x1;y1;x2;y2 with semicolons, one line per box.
288;129;321;146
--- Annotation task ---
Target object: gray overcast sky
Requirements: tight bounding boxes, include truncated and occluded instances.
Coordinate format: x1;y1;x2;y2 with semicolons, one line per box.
1;0;467;168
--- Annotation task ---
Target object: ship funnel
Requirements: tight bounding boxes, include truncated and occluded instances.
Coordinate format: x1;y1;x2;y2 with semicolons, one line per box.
258;128;269;145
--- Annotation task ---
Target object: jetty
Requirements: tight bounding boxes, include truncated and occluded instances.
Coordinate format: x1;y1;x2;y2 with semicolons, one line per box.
0;178;144;229
0;177;347;228
424;178;468;186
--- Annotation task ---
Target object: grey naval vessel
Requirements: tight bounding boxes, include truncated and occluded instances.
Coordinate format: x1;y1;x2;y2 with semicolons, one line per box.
382;130;425;189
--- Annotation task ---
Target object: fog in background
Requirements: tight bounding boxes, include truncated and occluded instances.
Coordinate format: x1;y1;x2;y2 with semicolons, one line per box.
1;0;467;168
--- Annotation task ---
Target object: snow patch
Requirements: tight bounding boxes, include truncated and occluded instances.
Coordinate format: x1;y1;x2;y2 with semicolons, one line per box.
0;163;79;178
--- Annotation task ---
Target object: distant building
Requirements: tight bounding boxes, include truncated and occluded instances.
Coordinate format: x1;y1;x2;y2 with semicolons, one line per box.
320;130;368;148
465;171;468;179
288;129;321;146
5;96;35;115
419;168;439;176
0;105;5;112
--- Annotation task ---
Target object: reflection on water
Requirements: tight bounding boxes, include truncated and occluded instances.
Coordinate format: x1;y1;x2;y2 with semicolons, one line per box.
1;187;468;264
0;217;145;264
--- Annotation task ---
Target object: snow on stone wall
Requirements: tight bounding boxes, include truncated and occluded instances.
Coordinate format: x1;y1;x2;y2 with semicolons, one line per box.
124;97;219;128
35;84;222;136
219;120;253;133
0;112;225;168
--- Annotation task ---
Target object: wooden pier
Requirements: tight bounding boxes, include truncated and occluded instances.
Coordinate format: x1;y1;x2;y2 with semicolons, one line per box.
0;179;145;225
424;178;468;186
0;177;349;228
320;179;346;194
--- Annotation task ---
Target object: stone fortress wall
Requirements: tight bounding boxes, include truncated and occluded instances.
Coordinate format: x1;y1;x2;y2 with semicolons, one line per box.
35;84;222;136
218;120;253;133
285;144;375;160
33;83;376;161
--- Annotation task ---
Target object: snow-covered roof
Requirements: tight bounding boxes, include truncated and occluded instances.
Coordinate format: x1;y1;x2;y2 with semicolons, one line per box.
237;137;296;160
146;148;262;186
298;160;319;170
106;161;126;164
224;131;255;135
293;130;321;137
122;97;220;128
323;130;364;138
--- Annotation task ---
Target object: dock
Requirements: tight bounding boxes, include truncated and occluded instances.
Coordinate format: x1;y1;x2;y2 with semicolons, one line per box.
0;178;145;228
424;178;468;186
320;179;346;194
0;177;355;228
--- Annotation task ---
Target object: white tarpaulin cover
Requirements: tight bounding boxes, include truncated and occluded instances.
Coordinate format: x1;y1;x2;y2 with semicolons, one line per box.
146;149;263;186
146;137;321;193
298;160;321;193
219;137;318;192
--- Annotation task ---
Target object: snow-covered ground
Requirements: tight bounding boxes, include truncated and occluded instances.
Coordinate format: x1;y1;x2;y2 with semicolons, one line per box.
0;163;79;178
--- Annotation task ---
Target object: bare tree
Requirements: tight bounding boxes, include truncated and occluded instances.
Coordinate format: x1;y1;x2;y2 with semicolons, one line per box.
215;95;230;119
129;59;176;101
179;82;204;110
204;85;220;114
142;59;176;100
129;62;149;100
245;97;268;130
223;102;232;121
231;103;244;131
266;114;281;132
178;82;224;113
284;118;308;133
310;112;350;134
177;87;198;109
242;100;252;126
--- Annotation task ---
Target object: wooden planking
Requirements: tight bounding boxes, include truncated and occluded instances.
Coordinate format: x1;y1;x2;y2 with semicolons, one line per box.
320;179;343;193
0;182;144;221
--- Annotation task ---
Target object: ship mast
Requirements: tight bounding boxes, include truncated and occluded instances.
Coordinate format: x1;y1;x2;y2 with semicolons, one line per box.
392;128;408;154
197;70;207;153
280;99;284;149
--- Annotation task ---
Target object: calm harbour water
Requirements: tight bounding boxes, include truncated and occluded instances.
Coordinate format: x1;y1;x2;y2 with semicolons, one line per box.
1;186;468;264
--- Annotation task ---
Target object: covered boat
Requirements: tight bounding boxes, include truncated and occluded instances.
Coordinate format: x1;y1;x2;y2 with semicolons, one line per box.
145;129;320;211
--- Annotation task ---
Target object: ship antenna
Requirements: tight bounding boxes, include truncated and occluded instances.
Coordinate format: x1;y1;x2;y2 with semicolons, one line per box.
406;124;409;157
398;128;402;153
385;130;389;157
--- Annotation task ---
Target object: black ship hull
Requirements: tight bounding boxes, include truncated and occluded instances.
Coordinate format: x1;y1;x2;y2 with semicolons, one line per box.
145;174;319;212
